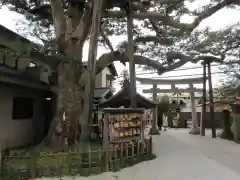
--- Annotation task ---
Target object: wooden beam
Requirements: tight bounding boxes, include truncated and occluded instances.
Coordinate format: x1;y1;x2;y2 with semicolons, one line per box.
137;77;208;85
143;88;203;93
0;76;50;91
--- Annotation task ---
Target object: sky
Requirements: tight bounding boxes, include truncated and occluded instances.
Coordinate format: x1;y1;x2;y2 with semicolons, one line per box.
0;1;240;97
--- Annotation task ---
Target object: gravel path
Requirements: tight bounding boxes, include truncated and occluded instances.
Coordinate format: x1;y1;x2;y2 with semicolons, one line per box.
38;129;240;180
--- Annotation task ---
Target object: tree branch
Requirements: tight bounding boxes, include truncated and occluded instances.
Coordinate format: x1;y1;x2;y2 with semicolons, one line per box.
134;35;173;45
107;0;232;31
100;28;114;51
28;50;227;77
72;9;93;43
96;51;191;75
190;0;233;30
166;51;225;64
50;0;66;40
149;20;164;36
118;34;174;52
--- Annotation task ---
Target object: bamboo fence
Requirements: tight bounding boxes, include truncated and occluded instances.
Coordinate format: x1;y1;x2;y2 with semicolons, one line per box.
0;138;153;180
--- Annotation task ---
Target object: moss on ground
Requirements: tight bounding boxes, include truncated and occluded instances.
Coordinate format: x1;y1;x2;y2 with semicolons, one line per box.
2;141;155;180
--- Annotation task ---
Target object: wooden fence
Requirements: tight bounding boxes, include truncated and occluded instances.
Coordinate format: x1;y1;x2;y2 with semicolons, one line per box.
0;138;153;180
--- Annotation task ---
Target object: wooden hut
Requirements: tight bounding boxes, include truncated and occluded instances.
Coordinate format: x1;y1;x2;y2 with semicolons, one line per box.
99;80;156;109
98;80;156;136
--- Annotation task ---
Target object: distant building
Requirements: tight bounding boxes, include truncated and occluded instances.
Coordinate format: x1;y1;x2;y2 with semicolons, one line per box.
82;61;117;91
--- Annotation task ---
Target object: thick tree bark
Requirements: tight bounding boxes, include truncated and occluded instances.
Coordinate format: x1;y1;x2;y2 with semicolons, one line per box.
49;54;91;150
47;1;92;150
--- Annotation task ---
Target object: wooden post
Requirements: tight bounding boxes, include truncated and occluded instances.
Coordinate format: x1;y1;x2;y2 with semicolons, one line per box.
109;148;112;170
127;0;137;108
189;83;200;135
223;110;231;139
149;84;160;135
149;136;152;156
140;114;145;140
231;104;240;142
0;148;2;176
103;112;109;171
87;0;104;125
200;61;206;136
131;143;134;159
126;143;129;160
88;149;92;175
120;143;124;166
207;62;216;138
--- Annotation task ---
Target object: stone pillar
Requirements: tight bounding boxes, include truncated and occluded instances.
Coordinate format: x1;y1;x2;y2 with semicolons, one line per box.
189;84;200;135
231;104;240;142
149;84;160;135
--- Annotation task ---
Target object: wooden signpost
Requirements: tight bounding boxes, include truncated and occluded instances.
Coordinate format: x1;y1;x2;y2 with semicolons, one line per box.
103;108;145;171
103;108;144;145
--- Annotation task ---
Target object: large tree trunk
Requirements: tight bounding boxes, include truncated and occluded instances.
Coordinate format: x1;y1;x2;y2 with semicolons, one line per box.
44;1;98;151
46;43;91;150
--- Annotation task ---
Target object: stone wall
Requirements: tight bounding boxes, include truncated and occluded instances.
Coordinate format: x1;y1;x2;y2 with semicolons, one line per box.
179;112;232;128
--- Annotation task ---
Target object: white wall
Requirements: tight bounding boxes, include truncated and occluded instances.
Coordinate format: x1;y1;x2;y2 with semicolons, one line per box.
95;71;103;88
0;83;47;150
101;67;111;87
95;67;111;88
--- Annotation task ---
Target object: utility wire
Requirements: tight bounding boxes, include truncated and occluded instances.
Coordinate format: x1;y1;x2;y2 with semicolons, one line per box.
113;71;230;83
133;59;240;75
140;71;227;79
134;64;224;76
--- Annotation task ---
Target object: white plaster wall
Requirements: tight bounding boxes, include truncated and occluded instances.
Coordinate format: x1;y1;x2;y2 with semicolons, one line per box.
95;67;111;88
0;83;46;150
101;67;111;87
95;72;102;88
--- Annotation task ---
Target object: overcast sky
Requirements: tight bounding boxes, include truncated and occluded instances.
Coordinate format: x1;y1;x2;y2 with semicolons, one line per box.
0;1;240;97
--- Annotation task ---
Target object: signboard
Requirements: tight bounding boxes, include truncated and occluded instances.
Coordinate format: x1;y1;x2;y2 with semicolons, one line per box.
109;113;141;143
103;108;144;144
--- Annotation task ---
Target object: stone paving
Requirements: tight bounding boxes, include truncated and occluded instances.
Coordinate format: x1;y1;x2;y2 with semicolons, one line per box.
39;129;240;180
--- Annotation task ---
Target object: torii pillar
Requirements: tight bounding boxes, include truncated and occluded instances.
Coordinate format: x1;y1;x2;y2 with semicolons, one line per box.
149;84;160;135
189;83;200;135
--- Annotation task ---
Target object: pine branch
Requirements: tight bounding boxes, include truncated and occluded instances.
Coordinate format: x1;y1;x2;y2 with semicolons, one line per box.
107;0;233;32
100;28;114;51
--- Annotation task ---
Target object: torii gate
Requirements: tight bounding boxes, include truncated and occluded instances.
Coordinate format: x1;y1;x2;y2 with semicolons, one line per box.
137;77;207;135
